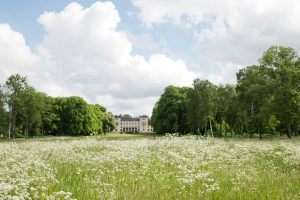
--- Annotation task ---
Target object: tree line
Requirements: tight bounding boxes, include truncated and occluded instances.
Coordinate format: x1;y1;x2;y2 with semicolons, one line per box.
0;74;115;139
151;46;300;139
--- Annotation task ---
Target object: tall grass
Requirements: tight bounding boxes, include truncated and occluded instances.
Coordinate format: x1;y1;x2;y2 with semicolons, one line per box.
0;136;299;199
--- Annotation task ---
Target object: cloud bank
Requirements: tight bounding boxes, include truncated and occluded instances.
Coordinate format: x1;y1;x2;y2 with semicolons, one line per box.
0;2;197;115
132;0;300;82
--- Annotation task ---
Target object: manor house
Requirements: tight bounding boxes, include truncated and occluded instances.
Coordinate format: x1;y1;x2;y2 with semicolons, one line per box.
114;115;153;133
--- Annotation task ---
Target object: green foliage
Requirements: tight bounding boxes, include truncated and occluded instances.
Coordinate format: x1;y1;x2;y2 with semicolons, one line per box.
40;95;59;135
102;112;115;133
0;84;8;136
236;65;273;138
5;74;29;139
265;115;280;135
223;86;240;134
187;79;218;135
51;97;107;136
84;104;104;134
151;46;300;139
236;46;300;138
1;74;110;138
121;114;132;119
18;87;44;138
259;46;300;138
151;86;190;134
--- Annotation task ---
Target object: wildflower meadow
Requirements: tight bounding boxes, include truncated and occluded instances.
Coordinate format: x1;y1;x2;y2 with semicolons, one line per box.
1;135;300;199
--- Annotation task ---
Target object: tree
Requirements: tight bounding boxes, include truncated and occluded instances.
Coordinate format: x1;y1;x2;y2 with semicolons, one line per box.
5;74;28;139
224;88;241;135
236;46;300;139
216;84;237;137
152;86;190;134
51;97;105;136
18;87;45;138
1;74;110;138
187;79;217;135
0;84;8;137
122;114;132;119
62;96;88;135
51;97;85;136
236;65;273;139
102;112;115;134
259;46;300;139
84;104;104;134
40;94;58;136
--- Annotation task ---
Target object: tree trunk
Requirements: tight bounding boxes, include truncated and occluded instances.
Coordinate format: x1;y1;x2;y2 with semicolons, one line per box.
259;128;262;140
250;102;254;138
11;105;17;139
287;121;292;139
41;122;44;137
25;117;29;138
224;121;227;137
219;121;222;137
8;106;12;139
209;118;212;132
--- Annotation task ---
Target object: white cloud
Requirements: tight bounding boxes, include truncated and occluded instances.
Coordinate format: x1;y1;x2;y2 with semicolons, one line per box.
0;24;39;82
132;0;300;68
216;62;243;84
95;94;158;116
0;2;197;116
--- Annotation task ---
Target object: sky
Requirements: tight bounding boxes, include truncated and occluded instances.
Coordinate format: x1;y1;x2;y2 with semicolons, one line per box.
1;0;300;116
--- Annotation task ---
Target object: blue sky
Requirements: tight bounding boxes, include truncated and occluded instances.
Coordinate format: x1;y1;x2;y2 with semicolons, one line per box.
0;0;217;74
0;0;299;115
0;1;133;45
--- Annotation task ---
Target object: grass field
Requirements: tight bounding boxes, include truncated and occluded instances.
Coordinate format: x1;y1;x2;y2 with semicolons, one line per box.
0;133;300;199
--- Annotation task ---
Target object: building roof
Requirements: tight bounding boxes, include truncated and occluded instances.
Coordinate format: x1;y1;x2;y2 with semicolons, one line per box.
115;114;149;121
120;118;140;121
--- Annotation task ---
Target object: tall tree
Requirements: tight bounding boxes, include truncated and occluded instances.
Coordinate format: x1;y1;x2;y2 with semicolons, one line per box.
102;111;115;134
0;84;8;137
236;65;273;138
63;96;88;135
259;46;300;139
5;74;28;139
187;79;217;135
19;87;44;138
84;104;104;134
40;94;58;136
152;86;190;134
51;97;105;136
216;84;237;136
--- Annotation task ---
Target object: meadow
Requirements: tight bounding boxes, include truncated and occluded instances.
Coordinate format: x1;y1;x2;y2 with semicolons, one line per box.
0;134;300;199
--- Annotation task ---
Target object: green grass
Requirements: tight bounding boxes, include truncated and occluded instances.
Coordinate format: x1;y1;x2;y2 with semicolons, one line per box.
0;132;159;142
0;136;300;199
95;132;159;140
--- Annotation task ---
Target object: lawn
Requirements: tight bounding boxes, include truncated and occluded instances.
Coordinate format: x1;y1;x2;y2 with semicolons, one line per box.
0;135;299;199
0;132;157;142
